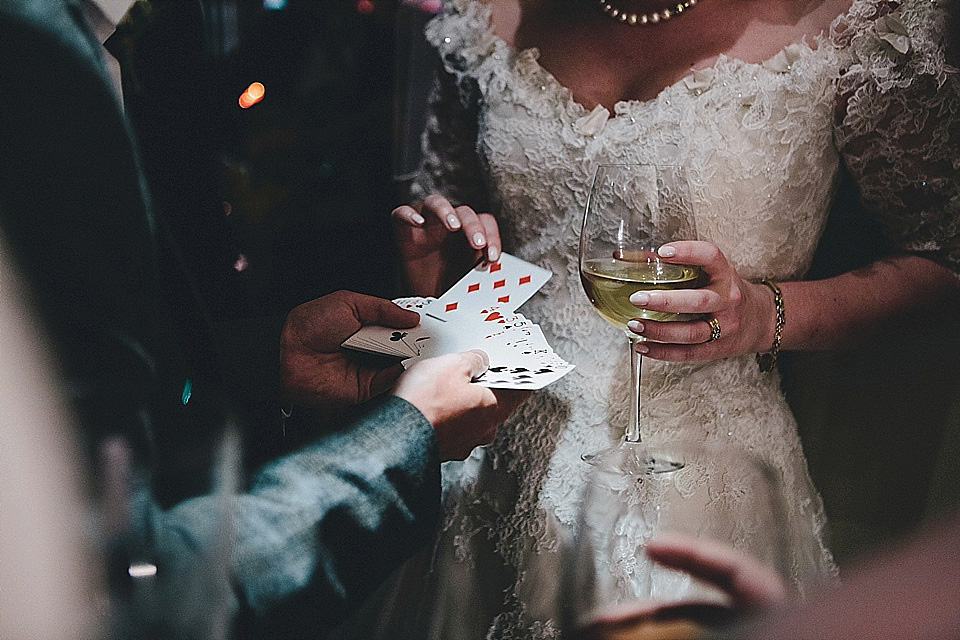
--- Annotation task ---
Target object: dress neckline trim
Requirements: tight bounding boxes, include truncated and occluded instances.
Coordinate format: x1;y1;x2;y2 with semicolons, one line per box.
452;0;869;119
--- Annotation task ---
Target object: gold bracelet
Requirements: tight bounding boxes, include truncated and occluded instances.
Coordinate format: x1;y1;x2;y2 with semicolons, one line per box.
756;279;784;373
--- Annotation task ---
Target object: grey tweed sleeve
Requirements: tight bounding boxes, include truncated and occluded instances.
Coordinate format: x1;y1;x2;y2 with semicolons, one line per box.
151;396;439;638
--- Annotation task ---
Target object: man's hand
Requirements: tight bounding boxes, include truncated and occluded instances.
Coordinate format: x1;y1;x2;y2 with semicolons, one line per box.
392;350;529;461
280;290;419;409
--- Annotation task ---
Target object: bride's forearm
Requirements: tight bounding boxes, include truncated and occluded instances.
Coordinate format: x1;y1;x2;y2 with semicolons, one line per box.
775;255;959;352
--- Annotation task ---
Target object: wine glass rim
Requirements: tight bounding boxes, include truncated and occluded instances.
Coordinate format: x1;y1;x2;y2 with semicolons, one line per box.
635;438;778;472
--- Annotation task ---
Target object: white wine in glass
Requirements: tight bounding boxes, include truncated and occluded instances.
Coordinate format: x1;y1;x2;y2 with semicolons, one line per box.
581;256;702;326
579;163;701;475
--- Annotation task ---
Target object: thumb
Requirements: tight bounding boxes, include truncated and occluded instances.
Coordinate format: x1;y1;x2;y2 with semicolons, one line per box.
354;296;421;329
460;349;489;380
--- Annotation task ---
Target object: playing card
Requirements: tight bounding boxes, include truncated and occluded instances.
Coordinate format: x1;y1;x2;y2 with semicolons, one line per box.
341;288;575;391
475;359;576;390
421;253;551;321
396;317;575;389
401;315;531;362
392;296;436;310
341;325;426;358
341;297;437;356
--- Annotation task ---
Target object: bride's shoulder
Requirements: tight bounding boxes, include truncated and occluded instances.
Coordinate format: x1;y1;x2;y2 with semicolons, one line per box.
840;0;950;30
835;0;952;66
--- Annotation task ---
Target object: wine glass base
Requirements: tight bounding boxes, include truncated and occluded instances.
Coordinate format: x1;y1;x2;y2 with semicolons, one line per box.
581;442;685;476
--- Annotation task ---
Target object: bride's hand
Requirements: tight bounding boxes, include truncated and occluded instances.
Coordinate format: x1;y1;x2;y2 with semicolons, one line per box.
626;241;777;362
393;194;501;297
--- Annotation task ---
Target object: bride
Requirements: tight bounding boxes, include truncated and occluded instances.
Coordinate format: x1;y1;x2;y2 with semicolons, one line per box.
337;0;960;637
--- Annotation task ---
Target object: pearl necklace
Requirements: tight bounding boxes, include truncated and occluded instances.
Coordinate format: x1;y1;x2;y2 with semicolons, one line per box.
596;0;699;25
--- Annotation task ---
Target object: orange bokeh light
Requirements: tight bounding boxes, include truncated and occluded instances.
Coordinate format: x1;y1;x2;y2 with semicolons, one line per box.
246;82;265;100
238;82;265;109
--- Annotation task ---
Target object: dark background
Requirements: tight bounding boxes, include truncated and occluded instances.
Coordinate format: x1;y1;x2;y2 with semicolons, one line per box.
120;0;408;325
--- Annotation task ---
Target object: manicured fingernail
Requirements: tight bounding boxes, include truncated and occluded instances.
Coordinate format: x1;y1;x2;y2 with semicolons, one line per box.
658;245;676;257
411;213;425;225
627;320;644;333
446;214;461;229
472;232;486;247
487;246;500;261
630;292;650;306
635;342;650;354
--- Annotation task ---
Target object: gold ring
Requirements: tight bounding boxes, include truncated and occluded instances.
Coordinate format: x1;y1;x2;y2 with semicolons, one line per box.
706;317;722;343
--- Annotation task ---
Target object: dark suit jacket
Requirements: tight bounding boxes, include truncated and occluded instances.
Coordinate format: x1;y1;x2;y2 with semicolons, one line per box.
0;1;440;637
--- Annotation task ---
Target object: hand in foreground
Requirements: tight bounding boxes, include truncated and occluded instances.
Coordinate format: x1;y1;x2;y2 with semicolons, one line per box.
280;290;419;410
626;241;777;362
392;194;501;297
646;533;788;614
392;350;529;461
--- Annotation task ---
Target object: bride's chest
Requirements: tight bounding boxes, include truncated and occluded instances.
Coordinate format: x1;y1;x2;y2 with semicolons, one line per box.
470;50;847;278
473;48;843;195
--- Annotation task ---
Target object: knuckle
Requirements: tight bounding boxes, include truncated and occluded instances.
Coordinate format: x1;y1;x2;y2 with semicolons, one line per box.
695;291;711;311
729;284;744;306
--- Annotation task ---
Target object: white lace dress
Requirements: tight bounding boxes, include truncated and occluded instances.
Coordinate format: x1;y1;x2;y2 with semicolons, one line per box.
335;1;960;638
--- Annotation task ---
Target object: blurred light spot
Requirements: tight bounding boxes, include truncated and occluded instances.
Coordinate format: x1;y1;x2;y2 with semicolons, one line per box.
128;563;157;578
263;0;287;8
357;0;375;14
234;254;249;272
181;379;193;406
223;201;233;216
247;82;265;100
238;82;265;109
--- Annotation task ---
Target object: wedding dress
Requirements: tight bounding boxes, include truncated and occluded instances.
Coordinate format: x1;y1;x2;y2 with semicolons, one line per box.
334;1;960;637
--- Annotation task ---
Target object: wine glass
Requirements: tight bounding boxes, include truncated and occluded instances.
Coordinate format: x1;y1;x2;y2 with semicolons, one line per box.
559;441;790;640
579;163;701;474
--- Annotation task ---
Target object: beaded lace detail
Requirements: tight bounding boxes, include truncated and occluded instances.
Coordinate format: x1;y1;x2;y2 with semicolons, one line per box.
344;1;960;637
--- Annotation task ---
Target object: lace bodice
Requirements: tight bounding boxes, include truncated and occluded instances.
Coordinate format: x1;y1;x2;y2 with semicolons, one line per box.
415;0;960;278
346;2;960;638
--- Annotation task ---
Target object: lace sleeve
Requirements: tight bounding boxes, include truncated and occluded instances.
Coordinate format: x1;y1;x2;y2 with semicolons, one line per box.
409;61;492;212
834;1;960;276
408;1;500;211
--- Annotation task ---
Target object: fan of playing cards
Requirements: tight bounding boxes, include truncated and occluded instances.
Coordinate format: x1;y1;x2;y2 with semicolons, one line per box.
342;253;575;390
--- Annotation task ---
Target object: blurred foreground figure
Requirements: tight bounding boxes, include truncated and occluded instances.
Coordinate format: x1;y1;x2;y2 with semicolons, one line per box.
631;510;960;639
0;1;523;638
0;232;102;640
727;508;960;639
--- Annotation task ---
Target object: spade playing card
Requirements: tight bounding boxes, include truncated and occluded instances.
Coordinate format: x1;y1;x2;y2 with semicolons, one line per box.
474;361;574;390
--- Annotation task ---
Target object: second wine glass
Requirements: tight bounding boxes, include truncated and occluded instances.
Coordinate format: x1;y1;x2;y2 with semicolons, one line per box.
559;441;790;640
579;163;701;475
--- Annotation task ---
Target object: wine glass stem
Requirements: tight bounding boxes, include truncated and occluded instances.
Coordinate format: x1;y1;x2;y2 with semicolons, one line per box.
627;333;643;443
